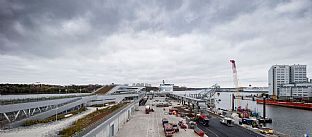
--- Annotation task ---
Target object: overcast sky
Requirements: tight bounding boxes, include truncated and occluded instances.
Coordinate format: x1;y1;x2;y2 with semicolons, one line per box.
0;0;311;87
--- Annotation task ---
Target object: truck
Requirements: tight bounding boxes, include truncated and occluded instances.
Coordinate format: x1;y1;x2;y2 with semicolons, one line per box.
195;114;209;126
220;117;234;127
163;123;175;137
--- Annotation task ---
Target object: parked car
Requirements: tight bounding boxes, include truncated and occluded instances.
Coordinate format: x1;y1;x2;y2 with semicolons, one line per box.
178;120;184;128
163;123;174;137
259;127;274;134
180;123;187;129
178;120;186;129
172;123;179;132
162;118;169;127
188;121;196;129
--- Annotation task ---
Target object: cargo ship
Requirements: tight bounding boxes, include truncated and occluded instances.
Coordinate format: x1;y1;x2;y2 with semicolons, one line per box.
256;99;312;110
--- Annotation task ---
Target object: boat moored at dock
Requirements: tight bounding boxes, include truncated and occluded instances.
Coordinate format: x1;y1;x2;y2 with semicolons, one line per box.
256;99;312;110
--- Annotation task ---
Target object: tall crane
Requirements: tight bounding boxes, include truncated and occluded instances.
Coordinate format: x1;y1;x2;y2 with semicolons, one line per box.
230;60;239;88
230;60;241;108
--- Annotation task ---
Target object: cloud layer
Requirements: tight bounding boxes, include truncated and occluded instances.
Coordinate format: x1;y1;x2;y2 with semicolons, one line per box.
0;0;312;87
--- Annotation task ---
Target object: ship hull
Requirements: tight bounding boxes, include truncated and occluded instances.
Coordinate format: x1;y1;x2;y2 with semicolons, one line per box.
256;99;312;110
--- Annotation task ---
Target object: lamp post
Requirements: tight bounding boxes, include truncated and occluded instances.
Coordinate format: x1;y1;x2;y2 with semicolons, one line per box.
263;94;268;119
232;94;235;111
56;105;58;122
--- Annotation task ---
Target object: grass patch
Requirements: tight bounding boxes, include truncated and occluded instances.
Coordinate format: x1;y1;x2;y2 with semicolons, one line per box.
59;103;127;137
93;85;115;95
90;101;115;107
23;107;87;126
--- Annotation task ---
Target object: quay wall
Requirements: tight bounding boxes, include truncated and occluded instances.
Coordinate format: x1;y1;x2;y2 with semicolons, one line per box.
82;101;139;137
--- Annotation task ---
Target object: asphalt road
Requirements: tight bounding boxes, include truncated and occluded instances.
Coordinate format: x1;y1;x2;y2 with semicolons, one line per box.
198;117;264;137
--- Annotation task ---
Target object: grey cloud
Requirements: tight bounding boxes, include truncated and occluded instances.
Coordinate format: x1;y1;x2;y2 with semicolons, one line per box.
0;0;311;87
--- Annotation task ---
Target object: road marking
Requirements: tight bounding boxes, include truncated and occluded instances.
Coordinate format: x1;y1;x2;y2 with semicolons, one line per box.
180;128;187;137
152;108;155;137
146;110;150;137
156;109;160;137
206;127;219;137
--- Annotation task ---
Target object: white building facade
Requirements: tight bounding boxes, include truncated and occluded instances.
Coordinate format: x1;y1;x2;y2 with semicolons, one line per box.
268;64;312;99
290;65;308;83
268;65;290;96
279;83;312;99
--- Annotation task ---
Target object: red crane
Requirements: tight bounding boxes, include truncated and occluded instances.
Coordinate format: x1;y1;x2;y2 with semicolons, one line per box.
230;60;239;88
230;60;241;107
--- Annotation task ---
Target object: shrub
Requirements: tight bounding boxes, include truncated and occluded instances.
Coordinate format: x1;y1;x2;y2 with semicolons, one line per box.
59;103;127;137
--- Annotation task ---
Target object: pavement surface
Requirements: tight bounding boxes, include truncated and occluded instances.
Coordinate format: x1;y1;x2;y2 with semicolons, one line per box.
116;97;264;137
198;117;264;137
115;98;200;137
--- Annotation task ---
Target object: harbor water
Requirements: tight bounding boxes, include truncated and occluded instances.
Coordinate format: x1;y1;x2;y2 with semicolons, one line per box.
214;92;312;137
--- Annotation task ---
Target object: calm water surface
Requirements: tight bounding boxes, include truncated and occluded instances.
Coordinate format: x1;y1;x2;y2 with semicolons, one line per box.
215;92;312;137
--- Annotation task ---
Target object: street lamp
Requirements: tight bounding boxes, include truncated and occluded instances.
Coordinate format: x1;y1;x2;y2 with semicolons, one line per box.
55;105;58;122
262;94;268;119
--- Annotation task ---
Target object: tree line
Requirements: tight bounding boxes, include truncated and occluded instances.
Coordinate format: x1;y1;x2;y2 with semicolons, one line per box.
0;84;103;95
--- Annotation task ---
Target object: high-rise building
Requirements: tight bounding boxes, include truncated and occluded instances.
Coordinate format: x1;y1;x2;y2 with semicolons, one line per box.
290;65;307;83
268;64;311;99
268;65;290;96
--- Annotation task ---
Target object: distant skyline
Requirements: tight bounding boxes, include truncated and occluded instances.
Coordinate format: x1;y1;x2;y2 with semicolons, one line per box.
0;0;312;88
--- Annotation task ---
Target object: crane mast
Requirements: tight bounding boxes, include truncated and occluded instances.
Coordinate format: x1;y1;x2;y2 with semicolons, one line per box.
230;60;241;108
230;60;239;88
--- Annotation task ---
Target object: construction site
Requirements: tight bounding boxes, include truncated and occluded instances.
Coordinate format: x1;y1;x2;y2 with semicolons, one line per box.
2;60;310;137
116;96;202;137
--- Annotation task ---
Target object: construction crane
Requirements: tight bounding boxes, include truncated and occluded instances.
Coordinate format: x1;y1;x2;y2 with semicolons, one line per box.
230;60;241;108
